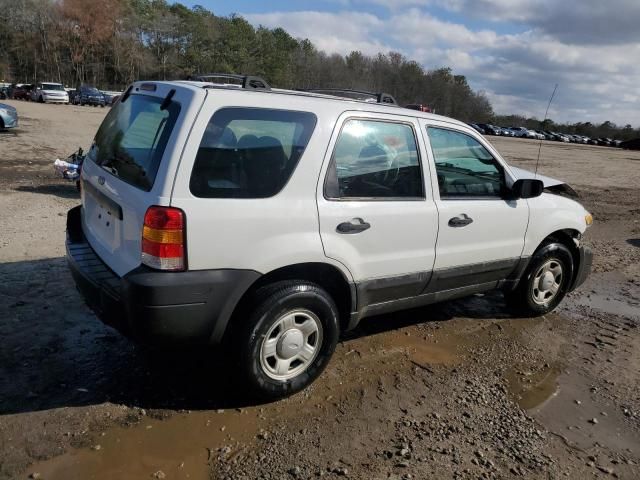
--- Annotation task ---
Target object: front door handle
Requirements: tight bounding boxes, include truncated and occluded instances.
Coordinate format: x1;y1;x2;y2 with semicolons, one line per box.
448;214;473;227
337;218;371;234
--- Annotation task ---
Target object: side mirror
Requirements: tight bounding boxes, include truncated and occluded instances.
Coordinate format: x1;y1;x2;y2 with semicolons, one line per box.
512;178;544;199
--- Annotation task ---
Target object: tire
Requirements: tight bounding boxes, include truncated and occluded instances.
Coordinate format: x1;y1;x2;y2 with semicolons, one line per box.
507;242;574;316
236;281;340;399
0;117;5;130
38;95;44;103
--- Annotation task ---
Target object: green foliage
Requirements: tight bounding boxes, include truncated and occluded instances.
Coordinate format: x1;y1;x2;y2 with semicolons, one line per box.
0;0;493;121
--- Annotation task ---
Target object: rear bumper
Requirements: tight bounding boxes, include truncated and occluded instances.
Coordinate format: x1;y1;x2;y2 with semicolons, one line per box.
65;206;260;345
569;245;593;291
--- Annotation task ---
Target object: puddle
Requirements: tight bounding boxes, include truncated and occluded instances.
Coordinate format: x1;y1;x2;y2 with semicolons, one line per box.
529;371;640;456
25;408;263;480
506;364;561;410
386;330;462;366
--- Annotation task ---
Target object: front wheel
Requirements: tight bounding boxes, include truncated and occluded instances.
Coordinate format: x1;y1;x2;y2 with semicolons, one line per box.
236;281;340;399
506;242;574;316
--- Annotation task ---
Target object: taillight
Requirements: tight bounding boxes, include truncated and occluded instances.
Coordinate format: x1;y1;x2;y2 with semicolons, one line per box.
141;206;186;271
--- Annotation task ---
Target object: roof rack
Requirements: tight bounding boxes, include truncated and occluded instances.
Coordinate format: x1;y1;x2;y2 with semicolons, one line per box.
187;73;271;90
297;88;397;105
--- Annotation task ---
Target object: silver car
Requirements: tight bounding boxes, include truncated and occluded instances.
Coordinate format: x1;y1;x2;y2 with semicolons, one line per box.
0;103;18;129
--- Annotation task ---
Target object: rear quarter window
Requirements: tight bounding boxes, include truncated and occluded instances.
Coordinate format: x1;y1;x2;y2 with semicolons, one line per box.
189;108;317;198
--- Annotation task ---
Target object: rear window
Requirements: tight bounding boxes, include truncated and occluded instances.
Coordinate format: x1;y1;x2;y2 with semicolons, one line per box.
189;108;317;198
88;94;180;191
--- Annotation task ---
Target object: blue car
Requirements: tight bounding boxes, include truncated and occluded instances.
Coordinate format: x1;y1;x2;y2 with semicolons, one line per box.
0;103;18;130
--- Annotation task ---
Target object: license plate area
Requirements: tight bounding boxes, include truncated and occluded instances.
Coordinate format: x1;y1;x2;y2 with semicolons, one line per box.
82;179;123;248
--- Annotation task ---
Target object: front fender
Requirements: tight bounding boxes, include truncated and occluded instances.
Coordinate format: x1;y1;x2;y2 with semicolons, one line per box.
523;193;588;256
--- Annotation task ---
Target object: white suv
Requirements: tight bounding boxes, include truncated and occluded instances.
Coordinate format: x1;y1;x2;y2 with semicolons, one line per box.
66;76;593;398
32;82;69;104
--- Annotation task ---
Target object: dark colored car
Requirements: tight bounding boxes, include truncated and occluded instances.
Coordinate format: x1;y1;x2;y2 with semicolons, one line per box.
467;123;485;134
67;89;78;104
621;138;640;150
13;84;33;100
74;85;106;107
477;123;500;135
0;87;8;99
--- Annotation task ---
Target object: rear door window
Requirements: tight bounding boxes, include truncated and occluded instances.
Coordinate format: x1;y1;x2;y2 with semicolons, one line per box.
88;94;180;191
189;108;317;198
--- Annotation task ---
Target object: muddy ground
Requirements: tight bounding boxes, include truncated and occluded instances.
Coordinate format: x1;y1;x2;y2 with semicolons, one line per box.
0;100;639;480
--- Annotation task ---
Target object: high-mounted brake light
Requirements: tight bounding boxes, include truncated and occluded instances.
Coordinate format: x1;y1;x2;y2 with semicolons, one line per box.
141;206;186;271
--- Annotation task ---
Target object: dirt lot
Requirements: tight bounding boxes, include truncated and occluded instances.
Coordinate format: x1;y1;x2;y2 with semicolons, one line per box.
1;99;639;480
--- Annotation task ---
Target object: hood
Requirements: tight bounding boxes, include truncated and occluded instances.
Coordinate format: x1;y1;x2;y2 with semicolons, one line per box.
0;103;16;112
509;166;564;188
43;89;67;95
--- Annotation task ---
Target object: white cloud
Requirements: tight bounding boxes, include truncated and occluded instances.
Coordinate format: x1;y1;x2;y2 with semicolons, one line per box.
243;4;640;125
245;11;390;56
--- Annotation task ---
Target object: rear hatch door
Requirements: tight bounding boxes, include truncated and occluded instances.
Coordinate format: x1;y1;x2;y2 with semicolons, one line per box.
81;82;205;277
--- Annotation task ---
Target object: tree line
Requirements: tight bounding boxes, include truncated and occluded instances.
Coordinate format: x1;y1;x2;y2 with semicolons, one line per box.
1;0;638;138
0;0;493;122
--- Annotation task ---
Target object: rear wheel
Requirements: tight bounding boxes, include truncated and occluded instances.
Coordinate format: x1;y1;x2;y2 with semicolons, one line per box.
235;281;340;399
507;242;574;316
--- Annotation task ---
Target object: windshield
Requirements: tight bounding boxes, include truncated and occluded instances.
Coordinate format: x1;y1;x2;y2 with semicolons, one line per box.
42;83;64;91
88;94;181;191
84;87;101;94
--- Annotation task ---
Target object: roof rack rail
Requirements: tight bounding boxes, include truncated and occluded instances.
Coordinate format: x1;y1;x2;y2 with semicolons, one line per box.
187;73;271;90
297;88;397;105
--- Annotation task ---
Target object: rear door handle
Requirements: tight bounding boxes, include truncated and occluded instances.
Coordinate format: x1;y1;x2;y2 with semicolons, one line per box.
448;214;473;227
337;218;371;234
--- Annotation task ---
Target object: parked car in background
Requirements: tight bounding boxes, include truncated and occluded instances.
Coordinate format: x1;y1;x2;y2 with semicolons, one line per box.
550;132;570;142
67;89;78;104
32;82;69;104
535;130;552;140
74;85;106;107
477;123;500;135
467;123;485;134
511;127;537;139
13;84;33;100
500;127;515;137
101;90;123;106
0;102;19;130
621;138;640;150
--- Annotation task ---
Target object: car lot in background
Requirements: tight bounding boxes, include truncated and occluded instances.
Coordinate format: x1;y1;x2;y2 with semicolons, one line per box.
467;124;624;147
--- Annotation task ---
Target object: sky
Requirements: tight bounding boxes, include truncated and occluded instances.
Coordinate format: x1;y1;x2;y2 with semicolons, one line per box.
179;0;640;126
